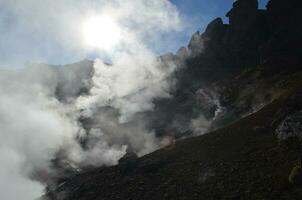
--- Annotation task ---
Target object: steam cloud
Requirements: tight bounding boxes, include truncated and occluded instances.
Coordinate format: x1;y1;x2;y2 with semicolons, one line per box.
0;0;184;199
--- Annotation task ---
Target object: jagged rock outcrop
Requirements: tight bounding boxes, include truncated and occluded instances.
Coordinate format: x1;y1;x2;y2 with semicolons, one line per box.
276;111;302;140
226;0;259;31
203;18;227;41
151;0;302;138
150;0;270;136
183;0;269;82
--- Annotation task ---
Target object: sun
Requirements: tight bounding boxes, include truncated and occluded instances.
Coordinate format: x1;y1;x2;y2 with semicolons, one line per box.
82;15;122;51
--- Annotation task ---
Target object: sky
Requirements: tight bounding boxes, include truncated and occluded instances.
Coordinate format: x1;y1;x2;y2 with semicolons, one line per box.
0;0;269;67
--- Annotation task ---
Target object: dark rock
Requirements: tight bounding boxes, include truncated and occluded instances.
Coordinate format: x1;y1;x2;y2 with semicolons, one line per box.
262;0;302;64
118;149;139;175
226;0;259;31
289;162;302;185
118;149;138;165
198;169;216;184
276;111;302;140
139;159;169;174
203;18;227;41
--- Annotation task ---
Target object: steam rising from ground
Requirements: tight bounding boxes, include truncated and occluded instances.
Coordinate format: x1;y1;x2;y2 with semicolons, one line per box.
78;55;176;122
0;0;183;200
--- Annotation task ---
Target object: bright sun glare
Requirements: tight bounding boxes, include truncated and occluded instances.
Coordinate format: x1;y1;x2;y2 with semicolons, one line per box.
82;15;121;50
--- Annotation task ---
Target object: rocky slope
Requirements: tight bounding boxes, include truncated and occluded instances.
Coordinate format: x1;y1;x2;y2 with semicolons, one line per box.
45;72;302;200
44;0;302;199
150;0;302;137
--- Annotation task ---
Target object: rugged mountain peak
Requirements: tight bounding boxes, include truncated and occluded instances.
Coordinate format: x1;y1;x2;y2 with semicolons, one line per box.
233;0;258;9
203;17;227;41
226;0;259;31
228;0;258;14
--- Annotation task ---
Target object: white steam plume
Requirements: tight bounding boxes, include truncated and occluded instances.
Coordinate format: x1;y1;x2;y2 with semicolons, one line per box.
0;68;84;200
0;0;183;67
0;0;184;200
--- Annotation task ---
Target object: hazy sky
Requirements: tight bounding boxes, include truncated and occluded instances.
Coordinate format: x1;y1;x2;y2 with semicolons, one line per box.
0;0;269;67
